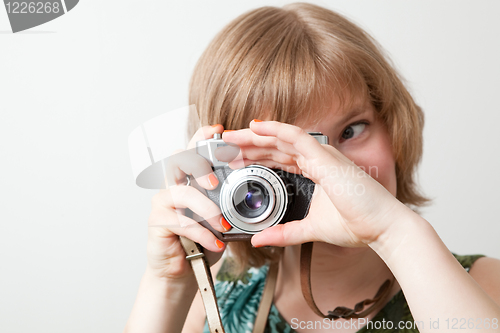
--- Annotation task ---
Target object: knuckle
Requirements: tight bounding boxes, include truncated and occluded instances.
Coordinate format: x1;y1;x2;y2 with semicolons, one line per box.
272;151;285;163
199;227;214;240
175;186;190;203
293;126;306;138
277;225;287;244
269;137;279;149
147;214;157;226
151;191;166;206
197;126;209;135
148;210;170;227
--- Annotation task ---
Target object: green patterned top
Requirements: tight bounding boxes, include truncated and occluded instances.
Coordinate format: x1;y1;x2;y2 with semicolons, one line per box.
203;253;484;333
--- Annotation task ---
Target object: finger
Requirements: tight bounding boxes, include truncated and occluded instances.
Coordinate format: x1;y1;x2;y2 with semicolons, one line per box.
171;223;226;252
226;159;302;174
216;145;294;165
148;208;192;228
223;129;298;158
321;143;355;165
237;146;295;165
222;128;277;147
213;143;241;163
150;210;225;252
166;150;219;189
250;219;317;247
152;186;225;233
249;120;326;161
164;149;190;186
187;124;224;149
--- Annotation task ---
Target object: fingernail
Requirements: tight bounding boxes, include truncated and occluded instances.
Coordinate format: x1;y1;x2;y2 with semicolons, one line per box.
253;119;263;122
215;239;224;249
221;217;231;231
211;124;221;128
208;174;219;188
223;130;235;133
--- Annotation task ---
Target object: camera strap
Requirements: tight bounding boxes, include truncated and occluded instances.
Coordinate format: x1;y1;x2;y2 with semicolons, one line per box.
180;234;281;333
181;238;394;333
180;236;225;333
300;242;395;320
252;249;281;333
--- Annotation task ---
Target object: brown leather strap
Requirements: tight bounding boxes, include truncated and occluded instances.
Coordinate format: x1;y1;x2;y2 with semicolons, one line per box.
179;236;225;333
220;233;253;242
253;248;282;333
198;219;253;242
180;235;281;333
300;242;395;320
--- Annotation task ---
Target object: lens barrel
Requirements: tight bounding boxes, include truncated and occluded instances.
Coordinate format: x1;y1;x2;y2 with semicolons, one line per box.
219;165;288;233
233;181;270;219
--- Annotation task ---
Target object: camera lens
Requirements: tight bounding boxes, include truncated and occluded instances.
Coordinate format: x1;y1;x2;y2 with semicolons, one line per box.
233;181;270;219
245;188;263;210
219;165;287;232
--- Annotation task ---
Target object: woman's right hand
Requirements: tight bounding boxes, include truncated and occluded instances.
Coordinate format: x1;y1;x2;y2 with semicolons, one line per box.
146;124;230;282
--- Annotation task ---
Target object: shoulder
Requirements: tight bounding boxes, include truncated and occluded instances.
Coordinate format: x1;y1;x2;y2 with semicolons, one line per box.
452;253;486;271
468;256;500;305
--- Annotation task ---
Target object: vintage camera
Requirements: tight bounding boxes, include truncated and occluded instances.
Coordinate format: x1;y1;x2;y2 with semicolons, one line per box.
196;132;328;239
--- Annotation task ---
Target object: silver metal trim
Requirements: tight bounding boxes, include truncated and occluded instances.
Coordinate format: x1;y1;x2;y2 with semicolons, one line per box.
185;252;205;260
220;165;288;234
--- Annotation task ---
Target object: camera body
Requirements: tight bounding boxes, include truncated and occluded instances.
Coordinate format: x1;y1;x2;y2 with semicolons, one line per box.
196;132;328;239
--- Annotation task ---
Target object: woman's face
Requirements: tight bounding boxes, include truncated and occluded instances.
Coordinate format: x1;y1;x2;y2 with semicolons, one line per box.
302;97;397;197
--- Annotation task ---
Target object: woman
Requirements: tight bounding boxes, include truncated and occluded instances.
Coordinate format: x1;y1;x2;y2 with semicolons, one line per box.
125;3;500;333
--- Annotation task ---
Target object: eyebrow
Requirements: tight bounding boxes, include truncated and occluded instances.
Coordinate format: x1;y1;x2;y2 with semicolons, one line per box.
337;106;369;126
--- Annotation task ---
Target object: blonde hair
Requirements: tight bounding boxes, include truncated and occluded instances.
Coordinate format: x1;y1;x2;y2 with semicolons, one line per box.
188;3;428;272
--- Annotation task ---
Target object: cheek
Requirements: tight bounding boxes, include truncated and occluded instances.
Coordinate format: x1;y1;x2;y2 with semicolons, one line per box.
367;151;397;196
347;133;397;196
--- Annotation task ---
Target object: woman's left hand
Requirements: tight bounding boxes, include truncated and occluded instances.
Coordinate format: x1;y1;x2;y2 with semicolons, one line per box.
221;120;414;248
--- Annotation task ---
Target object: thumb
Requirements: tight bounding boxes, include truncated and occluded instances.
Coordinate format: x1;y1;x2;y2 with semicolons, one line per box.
251;219;316;248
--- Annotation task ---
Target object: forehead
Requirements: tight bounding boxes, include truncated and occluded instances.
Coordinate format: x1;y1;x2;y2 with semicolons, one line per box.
296;91;372;128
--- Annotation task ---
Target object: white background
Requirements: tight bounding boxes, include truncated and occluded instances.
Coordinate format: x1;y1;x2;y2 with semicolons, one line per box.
1;1;499;332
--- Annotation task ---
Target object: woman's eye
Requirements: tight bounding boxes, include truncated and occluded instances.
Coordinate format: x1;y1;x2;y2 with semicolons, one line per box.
341;123;366;141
